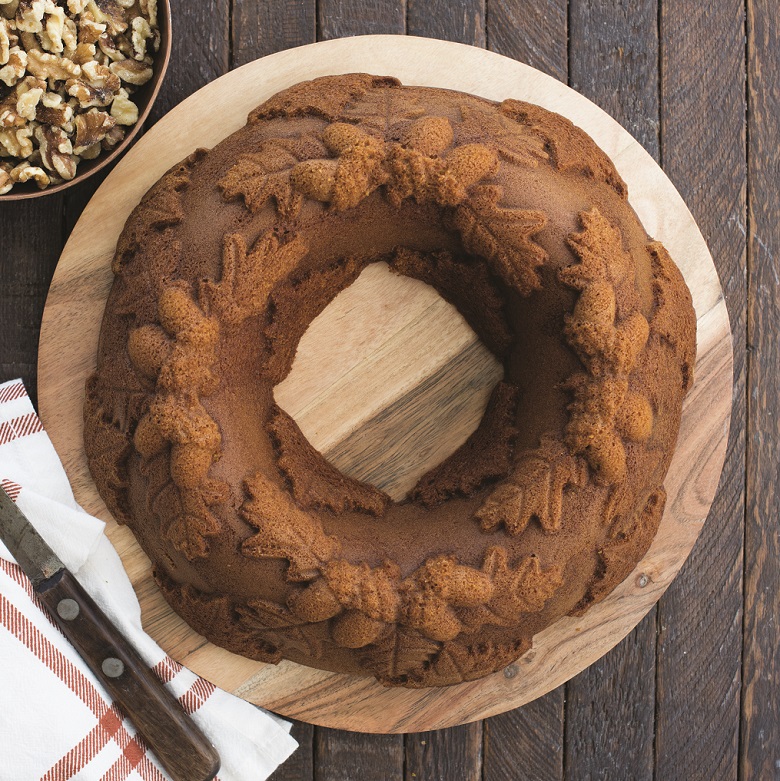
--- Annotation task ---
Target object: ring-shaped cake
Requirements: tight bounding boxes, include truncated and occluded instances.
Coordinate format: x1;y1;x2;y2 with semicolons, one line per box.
85;74;696;687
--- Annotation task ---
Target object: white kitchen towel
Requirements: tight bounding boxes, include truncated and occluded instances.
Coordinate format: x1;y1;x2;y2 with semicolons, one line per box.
0;379;297;781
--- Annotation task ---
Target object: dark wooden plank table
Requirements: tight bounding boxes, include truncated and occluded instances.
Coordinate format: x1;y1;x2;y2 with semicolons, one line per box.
1;2;776;779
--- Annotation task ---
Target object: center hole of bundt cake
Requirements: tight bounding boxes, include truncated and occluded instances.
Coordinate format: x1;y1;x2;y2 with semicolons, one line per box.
273;261;504;501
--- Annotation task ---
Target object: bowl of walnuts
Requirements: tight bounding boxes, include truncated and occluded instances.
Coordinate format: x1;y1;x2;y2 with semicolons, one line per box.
0;0;171;199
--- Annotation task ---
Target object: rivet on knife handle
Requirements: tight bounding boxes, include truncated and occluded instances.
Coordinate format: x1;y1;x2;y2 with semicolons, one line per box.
37;569;220;781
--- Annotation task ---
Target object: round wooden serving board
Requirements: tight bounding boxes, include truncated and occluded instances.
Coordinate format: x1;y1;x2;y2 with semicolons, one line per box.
38;35;732;733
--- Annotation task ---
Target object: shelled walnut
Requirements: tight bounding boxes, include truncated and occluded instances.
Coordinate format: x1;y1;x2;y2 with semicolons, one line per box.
0;0;159;193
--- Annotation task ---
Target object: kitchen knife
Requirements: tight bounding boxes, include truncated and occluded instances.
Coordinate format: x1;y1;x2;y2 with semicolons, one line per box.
0;486;220;781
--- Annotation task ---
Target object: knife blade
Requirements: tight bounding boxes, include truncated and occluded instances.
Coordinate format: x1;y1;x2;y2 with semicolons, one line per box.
0;484;64;587
0;486;220;781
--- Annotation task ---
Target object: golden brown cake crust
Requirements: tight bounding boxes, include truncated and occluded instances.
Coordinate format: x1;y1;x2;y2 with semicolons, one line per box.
84;74;696;687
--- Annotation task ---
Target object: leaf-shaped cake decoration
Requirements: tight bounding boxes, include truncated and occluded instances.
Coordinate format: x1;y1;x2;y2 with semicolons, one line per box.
140;181;186;231
458;103;549;167
453;185;548;296
241;471;341;582
563;374;631;485
161;476;229;562
83;376;135;524
475;434;588;535
114;150;207;275
141;447;176;503
572;487;667;616
560;207;632;290
404;638;530;688
140;464;224;563
340;88;426;133
264;626;326;660
218;135;328;217
269;407;391;517
237;598;310;630
233;601;325;662
358;626;441;684
220;161;300;217
249;74;402;124
113;240;183;318
200;231;308;326
648;241;696;393
499;100;628;197
483;548;563;617
152;577;287;665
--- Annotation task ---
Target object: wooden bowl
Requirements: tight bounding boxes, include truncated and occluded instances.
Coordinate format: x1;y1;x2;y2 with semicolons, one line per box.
0;0;172;202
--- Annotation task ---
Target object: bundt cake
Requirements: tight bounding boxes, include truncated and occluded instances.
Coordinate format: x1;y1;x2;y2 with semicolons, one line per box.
84;74;696;687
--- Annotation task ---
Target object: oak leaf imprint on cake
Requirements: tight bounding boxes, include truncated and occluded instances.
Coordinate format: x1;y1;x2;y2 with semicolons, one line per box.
83;374;136;523
113;239;182;317
114;151;207;276
235;600;325;660
358;626;441;684
218;134;328;217
457;547;563;632
483;548;563;615
236;598;311;629
403;638;531;688
499;100;628;196
572;487;666;616
475;435;588;535
165;501;221;561
269;407;390;516
339;88;426;133
453;185;548;295
241;471;341;582
128;169;186;231
249;75;403;124
458;103;549;167
200;231;308;326
648;241;697;393
561;207;633;289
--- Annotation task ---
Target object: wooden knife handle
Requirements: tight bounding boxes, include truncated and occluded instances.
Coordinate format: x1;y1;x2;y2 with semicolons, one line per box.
37;569;220;781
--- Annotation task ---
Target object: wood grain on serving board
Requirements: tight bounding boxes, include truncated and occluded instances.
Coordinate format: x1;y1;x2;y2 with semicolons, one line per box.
37;36;731;733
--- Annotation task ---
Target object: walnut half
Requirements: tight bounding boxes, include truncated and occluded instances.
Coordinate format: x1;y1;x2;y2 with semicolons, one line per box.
109;55;151;85
9;159;49;187
35;123;77;179
110;86;135;125
73;106;114;153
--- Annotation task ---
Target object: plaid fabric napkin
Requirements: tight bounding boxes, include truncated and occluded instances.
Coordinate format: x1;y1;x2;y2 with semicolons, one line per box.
0;379;297;780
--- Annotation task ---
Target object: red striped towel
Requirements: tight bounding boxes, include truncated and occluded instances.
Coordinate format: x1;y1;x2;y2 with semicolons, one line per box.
0;380;297;780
